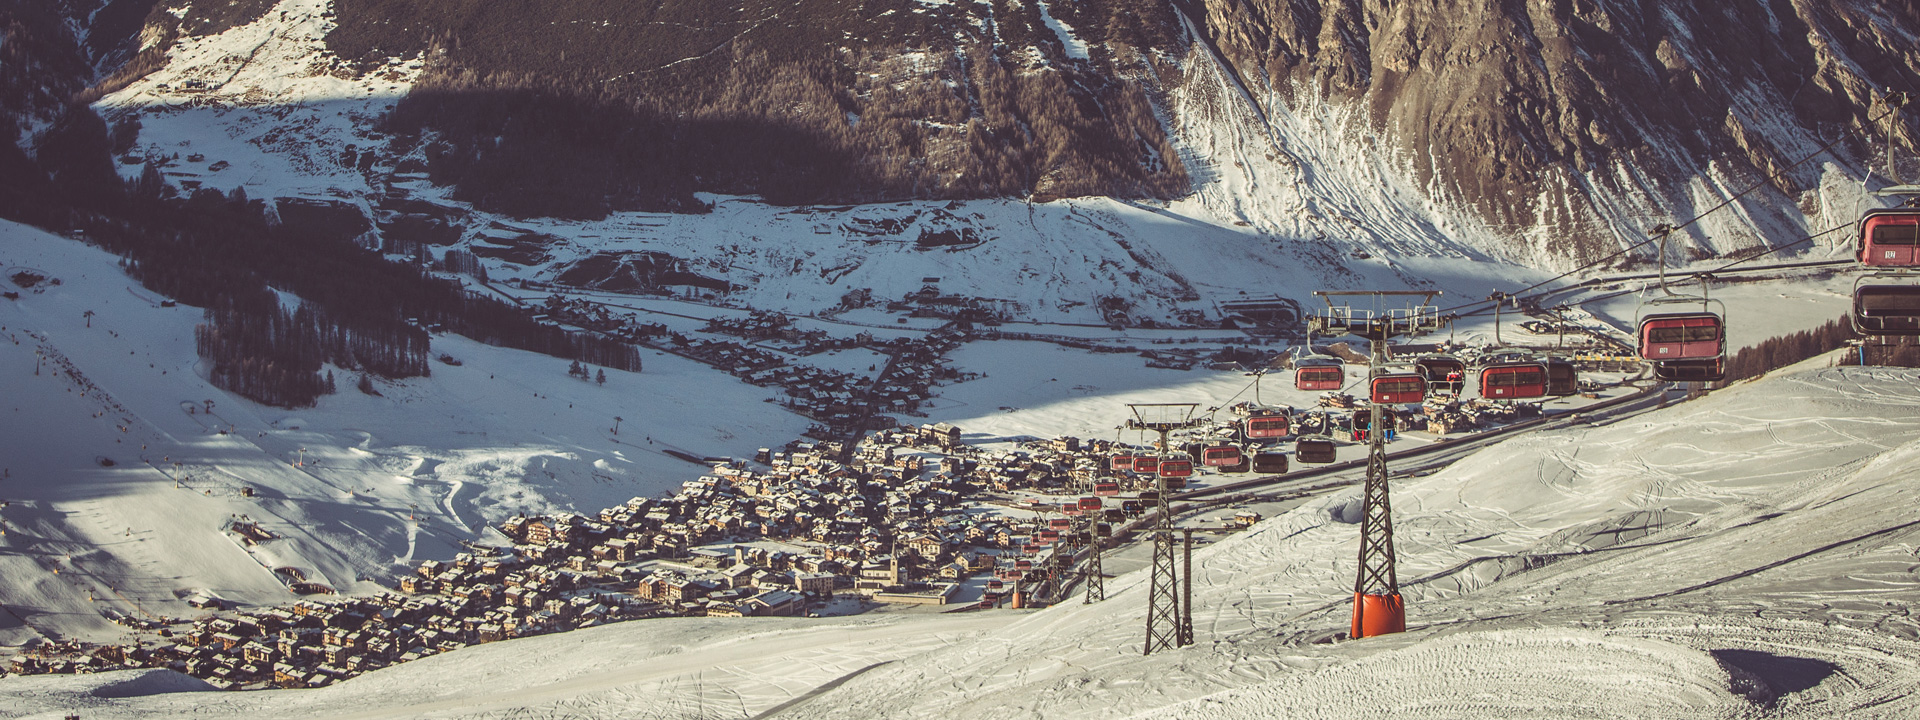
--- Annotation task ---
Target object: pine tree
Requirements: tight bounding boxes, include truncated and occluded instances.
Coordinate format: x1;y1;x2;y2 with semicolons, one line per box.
596;368;606;385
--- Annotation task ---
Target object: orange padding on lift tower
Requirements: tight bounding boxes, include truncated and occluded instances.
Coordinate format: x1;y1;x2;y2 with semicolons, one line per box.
1350;593;1406;638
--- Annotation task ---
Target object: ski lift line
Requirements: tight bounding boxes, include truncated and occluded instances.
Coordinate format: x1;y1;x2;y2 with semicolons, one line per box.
1435;101;1907;318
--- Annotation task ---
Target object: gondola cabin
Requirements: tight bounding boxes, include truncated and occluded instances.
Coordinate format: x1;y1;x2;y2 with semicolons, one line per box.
1078;497;1102;512
1415;355;1467;393
1480;362;1548;399
1295;437;1337;464
1157;458;1193;478
1853;284;1920;335
1544;358;1578;396
987;580;1003;590
1296;364;1344;391
1095;522;1112;537
1049;518;1072;530
1201;445;1242;467
1103;508;1127;523
1245;414;1290;439
1132;456;1160;474
1219;455;1250;473
1037;529;1060;542
1639;313;1723;361
1015;559;1033;572
1653;357;1725;382
1110;454;1134;472
1250;451;1289;474
1093;481;1120;496
1858;208;1920;267
1061;503;1081;516
1370;374;1426;404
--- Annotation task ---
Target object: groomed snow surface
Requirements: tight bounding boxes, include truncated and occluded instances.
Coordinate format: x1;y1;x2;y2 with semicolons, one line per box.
5;251;1918;716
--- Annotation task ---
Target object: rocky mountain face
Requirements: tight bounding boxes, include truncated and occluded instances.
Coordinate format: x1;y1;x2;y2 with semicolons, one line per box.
60;0;1920;266
1185;0;1920;261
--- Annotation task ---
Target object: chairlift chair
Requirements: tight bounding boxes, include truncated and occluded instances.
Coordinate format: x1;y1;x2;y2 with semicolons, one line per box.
1250;450;1289;474
1201;444;1243;467
1653;357;1725;382
1295;363;1344;391
1414;355;1466;394
1857;208;1920;267
1479;362;1549;399
1638;311;1724;361
1544;357;1579;396
1369;373;1427;404
1852;283;1920;335
1244;413;1290;439
1294;436;1338;464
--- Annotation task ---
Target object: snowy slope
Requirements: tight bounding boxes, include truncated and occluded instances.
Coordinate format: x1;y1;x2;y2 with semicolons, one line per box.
7;344;1918;717
0;219;807;644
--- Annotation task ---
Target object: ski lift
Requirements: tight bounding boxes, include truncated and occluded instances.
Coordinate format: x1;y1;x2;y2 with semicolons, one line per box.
1857;208;1920;266
1414;355;1466;394
1852;283;1920;335
1369;373;1426;404
1480;362;1549;399
1132;456;1159;474
1295;363;1344;391
1110;453;1134;472
1652;357;1725;382
1158;458;1193;478
1295;436;1337;464
1638;311;1724;362
1219;454;1250;473
1061;502;1081;517
1852;204;1920;335
1015;559;1033;572
1201;444;1242;467
1544;357;1579;396
1050;517;1072;530
1078;496;1102;512
1093;481;1120;497
1250;450;1289;474
1634;225;1727;378
1244;413;1290;439
1037;529;1060;543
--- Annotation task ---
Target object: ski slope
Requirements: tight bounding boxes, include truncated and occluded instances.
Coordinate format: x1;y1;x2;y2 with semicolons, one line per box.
0;220;809;645
5;342;1918;718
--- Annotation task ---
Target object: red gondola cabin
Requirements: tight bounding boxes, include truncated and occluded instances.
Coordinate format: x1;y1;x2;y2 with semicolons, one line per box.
1638;313;1723;361
1110;454;1134;472
1245;414;1290;439
1201;445;1242;467
1158;458;1193;478
1296;365;1344;391
1094;481;1120;496
1480;362;1548;399
1370;374;1426;404
1132;456;1160;474
1858;208;1920;267
1078;497;1102;512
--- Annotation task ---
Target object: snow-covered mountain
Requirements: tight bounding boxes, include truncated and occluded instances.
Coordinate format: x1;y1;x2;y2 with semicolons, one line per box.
81;0;1920;282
